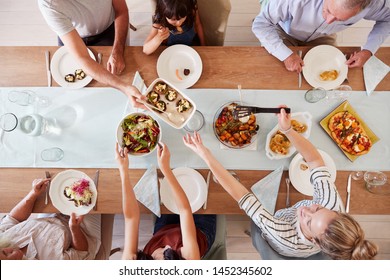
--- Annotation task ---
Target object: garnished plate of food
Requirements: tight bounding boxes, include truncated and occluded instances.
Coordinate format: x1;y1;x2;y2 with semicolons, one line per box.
302;45;348;90
50;46;95;89
157;44;202;89
49;169;97;215
320;100;379;161
144;78;196;129
265;112;312;159
214;102;259;149
288;150;337;196
116;113;161;156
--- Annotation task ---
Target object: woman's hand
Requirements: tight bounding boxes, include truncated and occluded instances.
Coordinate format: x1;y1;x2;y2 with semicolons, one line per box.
31;178;50;197
157;142;171;174
182;131;209;158
115;143;129;170
277;106;292;132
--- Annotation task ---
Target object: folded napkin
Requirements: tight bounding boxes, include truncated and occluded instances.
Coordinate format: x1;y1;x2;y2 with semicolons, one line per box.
133;165;161;217
132;71;147;94
363;56;390;96
250;165;283;215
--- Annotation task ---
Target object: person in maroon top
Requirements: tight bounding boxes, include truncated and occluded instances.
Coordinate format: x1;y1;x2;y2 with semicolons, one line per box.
116;142;215;260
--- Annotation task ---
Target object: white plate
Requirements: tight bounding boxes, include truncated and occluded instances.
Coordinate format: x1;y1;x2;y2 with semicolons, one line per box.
143;78;196;129
50;46;95;89
157;44;202;89
265;112;312;160
288;150;337;196
49;169;97;215
160;167;207;214
302;45;348;90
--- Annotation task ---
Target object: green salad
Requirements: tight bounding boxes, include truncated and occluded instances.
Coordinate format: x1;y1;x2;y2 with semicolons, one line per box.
121;114;160;154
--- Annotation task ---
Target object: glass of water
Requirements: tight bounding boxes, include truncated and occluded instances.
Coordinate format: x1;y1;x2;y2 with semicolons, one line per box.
364;171;389;195
304;85;352;103
41;147;64;162
8;90;50;107
184;110;205;133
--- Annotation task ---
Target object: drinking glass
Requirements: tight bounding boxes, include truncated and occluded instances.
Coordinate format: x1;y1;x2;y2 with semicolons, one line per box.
0;113;18;144
183;110;205;132
364;171;389;195
19;114;55;136
41;147;64;162
304;85;352;103
8;90;50;107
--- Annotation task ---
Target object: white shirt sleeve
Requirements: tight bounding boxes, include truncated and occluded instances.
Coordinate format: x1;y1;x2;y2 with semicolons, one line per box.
38;0;75;37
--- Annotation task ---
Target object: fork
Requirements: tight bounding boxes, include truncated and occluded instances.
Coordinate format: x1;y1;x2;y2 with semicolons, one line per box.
45;171;51;205
233;106;291;119
93;170;100;211
97;53;103;64
285;177;291;207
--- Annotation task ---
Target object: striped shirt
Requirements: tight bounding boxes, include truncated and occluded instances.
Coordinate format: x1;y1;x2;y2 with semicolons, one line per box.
239;166;344;258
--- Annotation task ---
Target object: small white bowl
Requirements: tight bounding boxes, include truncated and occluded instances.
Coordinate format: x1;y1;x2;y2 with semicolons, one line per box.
116;112;161;157
265;112;312;160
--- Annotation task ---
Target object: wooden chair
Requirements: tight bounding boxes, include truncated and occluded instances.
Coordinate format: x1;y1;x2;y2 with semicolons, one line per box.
94;214;117;260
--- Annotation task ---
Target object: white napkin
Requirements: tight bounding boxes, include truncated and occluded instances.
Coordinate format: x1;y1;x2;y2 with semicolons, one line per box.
250;165;283;215
132;71;148;94
363;56;390;96
133;165;161;217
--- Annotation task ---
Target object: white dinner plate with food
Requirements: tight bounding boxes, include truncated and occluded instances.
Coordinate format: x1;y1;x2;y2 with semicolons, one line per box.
160;167;207;214
49;169;97;215
288;150;337;196
265;112;312;160
157;44;202;89
50;46;95;89
302;45;348;90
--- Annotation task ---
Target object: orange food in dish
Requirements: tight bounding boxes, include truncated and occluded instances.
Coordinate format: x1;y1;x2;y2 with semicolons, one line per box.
175;69;183;81
319;70;339;81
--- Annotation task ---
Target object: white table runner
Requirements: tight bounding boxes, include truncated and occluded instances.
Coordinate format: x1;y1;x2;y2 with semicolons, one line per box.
1;87;389;171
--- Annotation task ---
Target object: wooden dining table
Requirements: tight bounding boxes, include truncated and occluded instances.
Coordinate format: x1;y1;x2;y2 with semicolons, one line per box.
0;46;389;215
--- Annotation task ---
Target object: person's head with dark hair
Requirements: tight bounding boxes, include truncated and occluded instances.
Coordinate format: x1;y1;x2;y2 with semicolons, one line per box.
153;0;197;32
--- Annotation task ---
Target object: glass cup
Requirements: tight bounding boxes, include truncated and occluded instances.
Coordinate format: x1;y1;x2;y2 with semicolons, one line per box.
41;147;64;162
19;114;55;136
8;90;50;107
0;113;18;132
304;85;352;103
364;171;389;195
183;110;205;132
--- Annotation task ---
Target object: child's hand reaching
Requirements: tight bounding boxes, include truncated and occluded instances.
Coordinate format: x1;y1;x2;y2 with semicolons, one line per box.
182;131;209;158
277;106;292;132
157;142;171;174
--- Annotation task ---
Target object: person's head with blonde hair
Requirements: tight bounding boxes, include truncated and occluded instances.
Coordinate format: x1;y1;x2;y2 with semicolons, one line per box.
315;212;378;260
0;233;24;260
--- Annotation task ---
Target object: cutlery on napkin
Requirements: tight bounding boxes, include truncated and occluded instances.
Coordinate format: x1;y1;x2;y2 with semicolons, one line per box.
45;50;51;87
363;55;390;96
45;171;51;205
134;166;161;217
93;170;100;211
251;166;283;215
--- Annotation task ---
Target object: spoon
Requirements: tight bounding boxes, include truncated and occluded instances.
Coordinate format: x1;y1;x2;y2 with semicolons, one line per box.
140;101;185;124
97;53;103;64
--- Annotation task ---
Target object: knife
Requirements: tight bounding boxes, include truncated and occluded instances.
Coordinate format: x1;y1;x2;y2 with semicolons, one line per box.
298;50;303;88
45;171;51;205
93;170;100;211
45;50;51;87
203;171;211;210
345;174;352;213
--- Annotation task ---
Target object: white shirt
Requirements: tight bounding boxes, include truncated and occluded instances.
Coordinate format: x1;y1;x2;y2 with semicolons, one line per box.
252;0;390;61
0;214;100;260
38;0;115;37
238;167;344;258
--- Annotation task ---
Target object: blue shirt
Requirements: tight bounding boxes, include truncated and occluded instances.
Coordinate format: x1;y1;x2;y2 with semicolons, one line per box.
167;24;196;46
252;0;390;61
